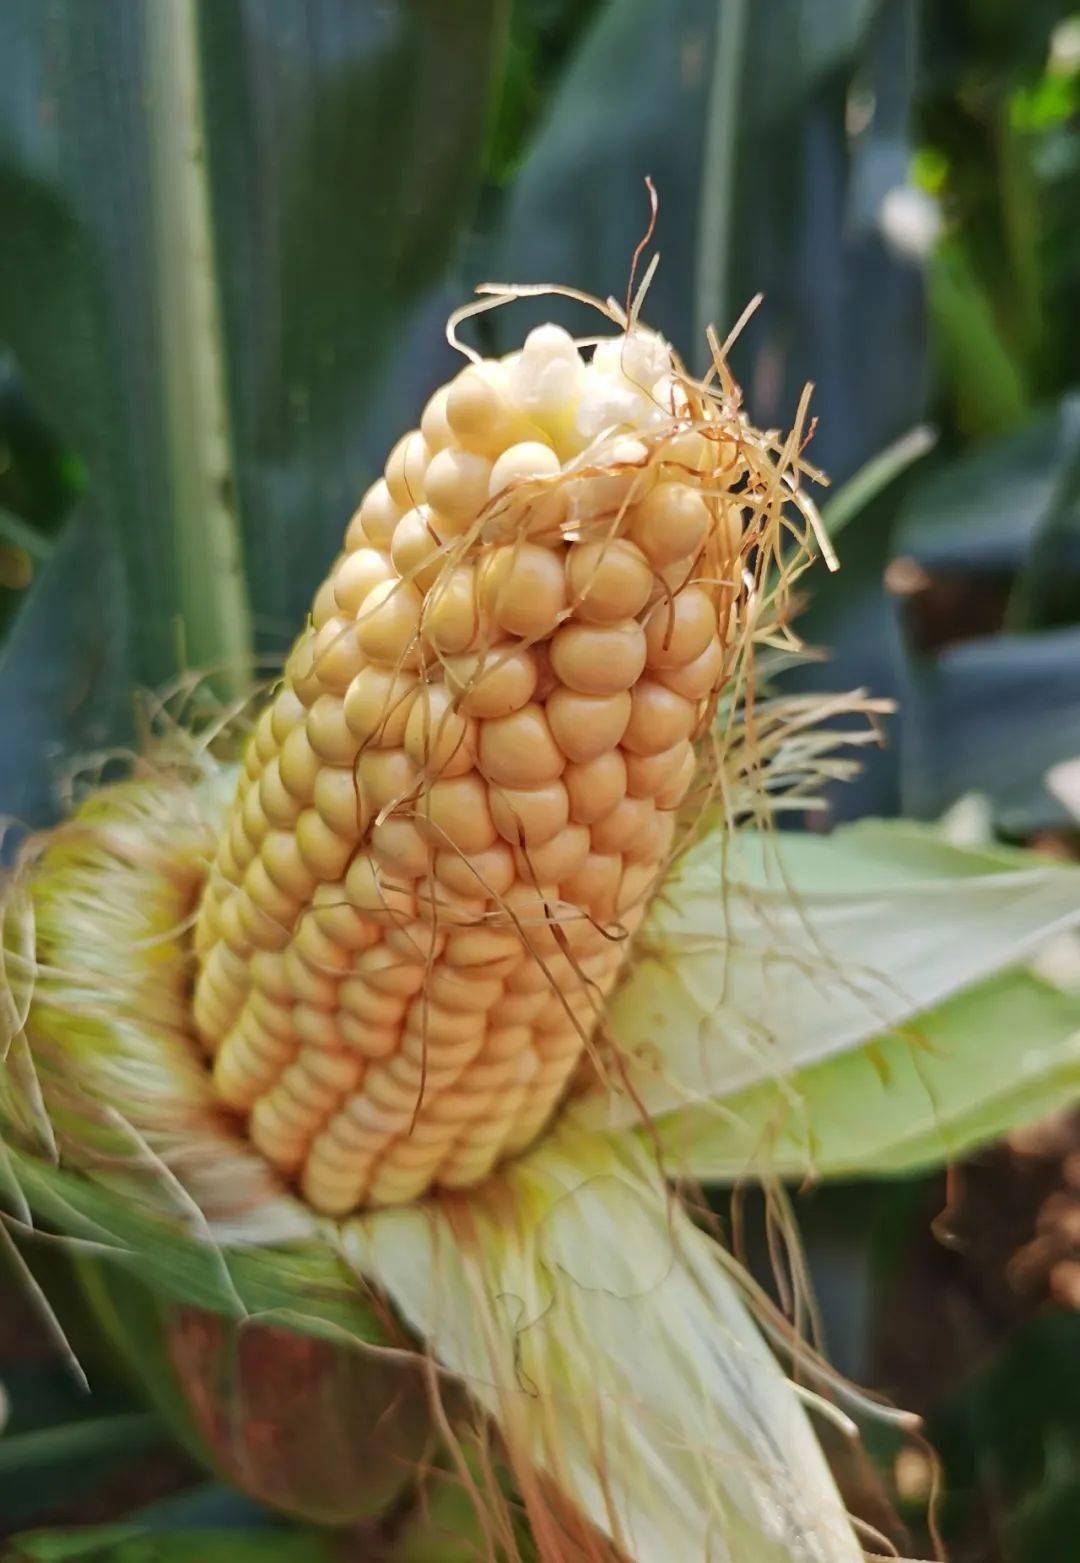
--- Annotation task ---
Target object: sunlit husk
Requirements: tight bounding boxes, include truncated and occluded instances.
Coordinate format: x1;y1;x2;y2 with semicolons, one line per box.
1;742;308;1244
348;1124;863;1562
645;966;1080;1182
580;820;1080;1136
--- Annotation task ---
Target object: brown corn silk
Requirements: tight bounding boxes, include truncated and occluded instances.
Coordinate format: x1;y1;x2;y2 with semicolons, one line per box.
192;314;764;1214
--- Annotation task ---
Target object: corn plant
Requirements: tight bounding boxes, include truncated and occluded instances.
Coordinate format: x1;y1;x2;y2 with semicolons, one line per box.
2;5;1078;1560
3;290;1080;1560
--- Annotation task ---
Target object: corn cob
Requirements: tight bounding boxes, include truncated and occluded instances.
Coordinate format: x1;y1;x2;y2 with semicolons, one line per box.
192;322;743;1213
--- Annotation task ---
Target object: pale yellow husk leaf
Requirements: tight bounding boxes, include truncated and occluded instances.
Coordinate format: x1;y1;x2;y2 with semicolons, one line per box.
346;1122;862;1562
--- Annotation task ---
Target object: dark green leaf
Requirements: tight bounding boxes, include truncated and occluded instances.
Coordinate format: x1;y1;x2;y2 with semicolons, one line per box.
892;394;1078;574
4;1526;342;1563
821;425;937;541
194;0;506;652
890;394;1080;826
481;0;603;185
0;356;82;538
127;1485;272;1531
485;0;925;481
0;509;130;831
9;1152;389;1349
0;356;83;649
0;0;504;820
0;1414;162;1479
926;240;1030;441
479;0;929;822
928;1310;1080;1554
900;624;1080;828
1009;395;1080;629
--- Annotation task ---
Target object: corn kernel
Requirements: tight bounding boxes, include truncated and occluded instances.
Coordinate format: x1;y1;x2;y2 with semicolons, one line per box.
548;619;647;695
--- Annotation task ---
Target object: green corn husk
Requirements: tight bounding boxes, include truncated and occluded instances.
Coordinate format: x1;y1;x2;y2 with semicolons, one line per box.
77;1257;431;1527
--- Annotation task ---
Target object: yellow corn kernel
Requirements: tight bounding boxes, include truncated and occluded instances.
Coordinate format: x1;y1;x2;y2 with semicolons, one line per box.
191;321;739;1214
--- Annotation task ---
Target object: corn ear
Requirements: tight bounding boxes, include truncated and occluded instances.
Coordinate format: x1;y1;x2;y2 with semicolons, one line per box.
6;286;1075;1561
189;318;766;1215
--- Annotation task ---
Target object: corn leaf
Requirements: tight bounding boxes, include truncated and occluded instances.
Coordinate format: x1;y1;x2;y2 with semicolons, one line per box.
900;625;1080;833
892;396;1078;577
0;1413;165;1534
485;0;923;485
925;239;1030;441
581;820;1080;1131
4;1527;341;1563
0;510;130;826
349;1127;862;1562
0;1414;161;1480
891;396;1080;831
0;0;503;818
648;969;1080;1181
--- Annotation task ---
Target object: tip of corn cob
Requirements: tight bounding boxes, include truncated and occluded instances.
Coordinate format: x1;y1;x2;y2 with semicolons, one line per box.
191;298;762;1216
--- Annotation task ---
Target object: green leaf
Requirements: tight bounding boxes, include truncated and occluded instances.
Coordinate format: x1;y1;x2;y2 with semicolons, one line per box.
581;820;1080;1130
394;1474;521;1563
900;624;1080;830
0;510;130;828
0;354;82;551
0;355;83;656
476;0;926;829
649;969;1080;1181
820;425;937;542
7;1151;387;1349
0;3;250;692
122;1486;271;1531
1007;395;1080;630
0;505;54;566
0;1;504;810
890;395;1080;826
0;1413;161;1479
193;0;506;650
481;0;604;186
4;1526;342;1563
927;1310;1080;1554
892;393;1080;577
925;239;1030;441
483;0;924;486
0;1392;166;1534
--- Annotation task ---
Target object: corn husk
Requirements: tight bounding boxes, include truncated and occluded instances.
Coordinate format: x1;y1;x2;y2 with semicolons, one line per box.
580;820;1080;1131
648;967;1080;1181
348;1123;863;1561
78;1254;431;1526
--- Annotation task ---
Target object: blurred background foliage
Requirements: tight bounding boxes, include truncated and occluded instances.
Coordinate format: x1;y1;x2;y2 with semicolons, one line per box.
0;2;1078;1559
